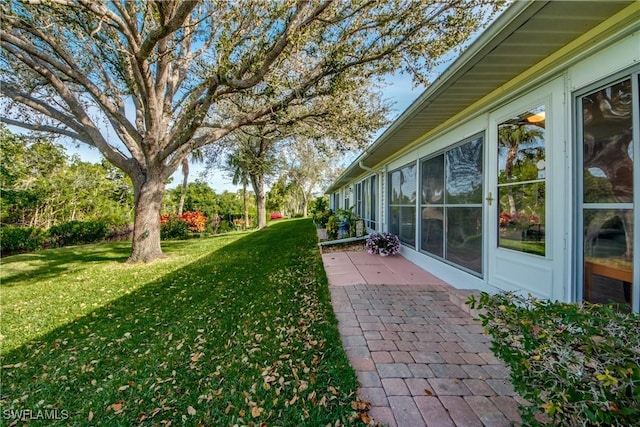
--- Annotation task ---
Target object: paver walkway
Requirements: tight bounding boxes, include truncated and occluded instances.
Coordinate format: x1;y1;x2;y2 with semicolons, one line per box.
322;251;524;427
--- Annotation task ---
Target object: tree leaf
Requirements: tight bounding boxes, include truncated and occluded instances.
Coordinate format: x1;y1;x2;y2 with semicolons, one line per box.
251;406;263;418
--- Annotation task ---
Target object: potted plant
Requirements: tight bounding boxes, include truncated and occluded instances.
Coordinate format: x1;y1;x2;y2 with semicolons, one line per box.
365;232;401;256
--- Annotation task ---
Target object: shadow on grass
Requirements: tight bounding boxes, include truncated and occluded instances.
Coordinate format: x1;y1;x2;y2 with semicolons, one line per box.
0;239;213;287
1;219;358;426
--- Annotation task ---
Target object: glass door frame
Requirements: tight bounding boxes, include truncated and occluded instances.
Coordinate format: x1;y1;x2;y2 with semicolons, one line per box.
574;67;640;312
486;81;564;301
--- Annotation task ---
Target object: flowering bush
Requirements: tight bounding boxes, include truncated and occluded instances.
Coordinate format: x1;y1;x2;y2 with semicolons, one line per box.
180;211;207;232
365;232;401;256
499;211;540;232
160;211;207;239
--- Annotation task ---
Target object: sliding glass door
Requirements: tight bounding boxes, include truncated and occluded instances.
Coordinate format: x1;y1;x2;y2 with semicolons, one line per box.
420;135;484;274
578;72;638;311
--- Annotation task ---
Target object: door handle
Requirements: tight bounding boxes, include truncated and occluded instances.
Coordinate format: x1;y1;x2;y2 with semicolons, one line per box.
485;192;494;206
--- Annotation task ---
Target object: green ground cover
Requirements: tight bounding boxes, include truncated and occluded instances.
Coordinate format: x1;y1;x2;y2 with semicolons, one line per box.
1;219;359;426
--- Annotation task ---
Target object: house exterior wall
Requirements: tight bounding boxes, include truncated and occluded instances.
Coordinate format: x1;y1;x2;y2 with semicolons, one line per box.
330;22;639;309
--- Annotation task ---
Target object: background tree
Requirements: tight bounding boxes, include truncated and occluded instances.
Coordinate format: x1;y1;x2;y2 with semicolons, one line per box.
177;149;204;216
226;151;252;230
1;0;503;261
209;81;390;228
498;124;544;216
217;125;282;229
163;181;254;232
266;176;291;216
0;127;67;226
285;137;336;217
1;126;134;228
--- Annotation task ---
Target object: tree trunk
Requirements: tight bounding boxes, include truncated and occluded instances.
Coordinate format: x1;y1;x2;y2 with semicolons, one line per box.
128;175;166;263
302;190;309;217
505;146;518;216
506;187;517;217
242;182;249;230
178;157;189;216
251;173;267;229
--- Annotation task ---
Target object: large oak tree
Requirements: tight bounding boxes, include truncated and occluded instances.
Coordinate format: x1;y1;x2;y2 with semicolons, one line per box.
1;0;502;262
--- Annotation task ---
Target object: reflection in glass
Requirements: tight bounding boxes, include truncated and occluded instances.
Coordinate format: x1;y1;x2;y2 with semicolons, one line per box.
422;155;444;205
420;136;483;274
447;207;483;274
390;165;417;204
390;170;402;204
447;139;483;204
390;206;416;246
389;164;417;247
583;209;633;309
421;206;443;256
583;79;633;204
580;77;634;310
498;182;545;256
497;105;546;255
399;207;416;246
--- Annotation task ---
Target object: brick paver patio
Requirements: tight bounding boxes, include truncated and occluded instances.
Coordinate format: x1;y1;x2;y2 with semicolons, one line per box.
322;251;524;427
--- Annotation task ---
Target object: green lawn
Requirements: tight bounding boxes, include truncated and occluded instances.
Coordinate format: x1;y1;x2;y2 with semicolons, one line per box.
1;219;360;426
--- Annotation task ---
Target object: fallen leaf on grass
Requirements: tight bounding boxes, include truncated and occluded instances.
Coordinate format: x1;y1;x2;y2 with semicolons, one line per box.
351;400;370;411
88;411;94;421
187;406;196;416
2;362;27;369
107;401;124;413
251;406;263;418
357;412;372;423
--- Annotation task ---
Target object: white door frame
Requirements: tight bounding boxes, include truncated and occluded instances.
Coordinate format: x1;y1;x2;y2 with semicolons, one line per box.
486;77;567;301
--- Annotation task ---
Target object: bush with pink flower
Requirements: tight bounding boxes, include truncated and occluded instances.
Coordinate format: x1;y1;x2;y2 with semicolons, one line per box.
365;232;401;256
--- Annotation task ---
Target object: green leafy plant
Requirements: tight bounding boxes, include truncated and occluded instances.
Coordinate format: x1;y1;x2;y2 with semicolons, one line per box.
310;197;331;229
468;292;640;426
48;220;108;247
324;207;361;240
326;214;339;240
160;215;190;240
0;225;47;254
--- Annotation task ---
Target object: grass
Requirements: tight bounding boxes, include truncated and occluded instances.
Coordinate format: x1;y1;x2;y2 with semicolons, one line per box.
1;219;360;426
499;238;545;256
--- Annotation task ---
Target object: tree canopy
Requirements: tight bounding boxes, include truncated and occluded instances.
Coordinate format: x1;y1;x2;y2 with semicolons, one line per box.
1;0;504;261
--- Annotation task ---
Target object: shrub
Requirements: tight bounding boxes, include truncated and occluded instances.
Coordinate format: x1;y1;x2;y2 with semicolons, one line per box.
48;220;108;247
313;208;332;229
310;196;329;215
468;292;640;426
180;211;207;233
160;216;190;240
325;207;361;239
0;225;47;254
365;232;401;256
217;220;232;234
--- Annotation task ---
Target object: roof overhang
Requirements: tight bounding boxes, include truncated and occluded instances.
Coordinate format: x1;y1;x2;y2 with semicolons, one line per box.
326;0;638;193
